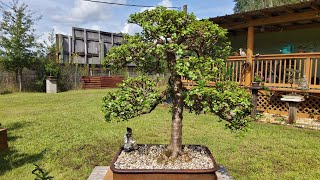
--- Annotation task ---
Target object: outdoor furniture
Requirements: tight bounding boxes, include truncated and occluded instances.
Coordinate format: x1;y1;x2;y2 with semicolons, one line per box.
281;95;305;124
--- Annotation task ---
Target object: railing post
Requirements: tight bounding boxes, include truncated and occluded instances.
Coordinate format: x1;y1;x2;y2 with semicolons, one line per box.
245;26;254;86
304;57;311;84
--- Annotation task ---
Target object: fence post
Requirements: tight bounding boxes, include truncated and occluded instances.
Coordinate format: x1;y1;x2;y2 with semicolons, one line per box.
304;57;311;84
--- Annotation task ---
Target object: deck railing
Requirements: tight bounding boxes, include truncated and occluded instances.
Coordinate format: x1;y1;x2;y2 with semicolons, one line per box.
182;53;320;92
226;56;247;84
252;53;320;91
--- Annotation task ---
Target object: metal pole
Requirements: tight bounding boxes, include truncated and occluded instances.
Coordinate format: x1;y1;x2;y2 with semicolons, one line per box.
183;5;187;14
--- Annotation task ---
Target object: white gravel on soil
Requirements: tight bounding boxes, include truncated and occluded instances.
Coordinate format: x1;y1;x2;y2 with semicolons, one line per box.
114;145;215;170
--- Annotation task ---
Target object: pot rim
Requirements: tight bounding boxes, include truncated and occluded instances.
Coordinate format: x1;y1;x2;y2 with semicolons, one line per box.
110;144;219;174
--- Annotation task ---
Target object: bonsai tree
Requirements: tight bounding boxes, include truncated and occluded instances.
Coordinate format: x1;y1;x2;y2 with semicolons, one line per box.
286;69;301;94
103;7;252;158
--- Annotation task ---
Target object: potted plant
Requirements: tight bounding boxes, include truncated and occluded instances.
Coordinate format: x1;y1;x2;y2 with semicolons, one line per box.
252;72;263;87
102;7;252;180
0;123;8;151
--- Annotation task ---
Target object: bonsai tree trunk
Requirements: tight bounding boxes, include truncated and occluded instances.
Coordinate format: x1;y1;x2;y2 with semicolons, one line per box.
170;74;183;158
168;50;184;158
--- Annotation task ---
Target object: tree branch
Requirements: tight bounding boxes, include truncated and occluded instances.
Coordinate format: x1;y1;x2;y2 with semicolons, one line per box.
147;88;169;113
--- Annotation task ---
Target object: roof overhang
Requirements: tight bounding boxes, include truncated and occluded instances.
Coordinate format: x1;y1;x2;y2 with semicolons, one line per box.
208;0;320;34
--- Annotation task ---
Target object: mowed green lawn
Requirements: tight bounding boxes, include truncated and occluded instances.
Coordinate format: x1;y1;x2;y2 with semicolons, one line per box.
0;89;320;180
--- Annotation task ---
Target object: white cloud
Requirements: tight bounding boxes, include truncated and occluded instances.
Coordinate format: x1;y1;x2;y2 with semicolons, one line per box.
37;26;67;44
121;0;172;35
91;25;101;30
51;0;126;25
158;0;172;7
121;23;141;35
52;26;66;35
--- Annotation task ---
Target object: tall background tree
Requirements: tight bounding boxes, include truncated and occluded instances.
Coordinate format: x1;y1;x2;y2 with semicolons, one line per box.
102;7;252;158
234;0;309;13
0;0;40;91
31;30;60;92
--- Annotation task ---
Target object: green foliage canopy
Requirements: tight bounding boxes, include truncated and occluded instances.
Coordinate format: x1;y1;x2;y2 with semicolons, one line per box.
103;7;252;133
0;0;39;72
0;0;40;91
104;7;230;80
184;81;252;131
102;76;162;121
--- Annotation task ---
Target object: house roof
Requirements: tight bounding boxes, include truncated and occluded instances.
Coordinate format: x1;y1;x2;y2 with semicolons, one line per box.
208;0;320;33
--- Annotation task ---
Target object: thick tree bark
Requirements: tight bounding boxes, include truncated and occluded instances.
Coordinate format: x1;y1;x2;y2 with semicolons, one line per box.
166;51;183;158
170;74;184;158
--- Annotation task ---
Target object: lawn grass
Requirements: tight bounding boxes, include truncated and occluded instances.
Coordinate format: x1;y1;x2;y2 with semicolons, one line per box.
0;89;320;179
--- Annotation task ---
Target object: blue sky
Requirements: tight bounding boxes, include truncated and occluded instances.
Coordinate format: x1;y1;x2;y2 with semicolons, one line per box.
1;0;235;41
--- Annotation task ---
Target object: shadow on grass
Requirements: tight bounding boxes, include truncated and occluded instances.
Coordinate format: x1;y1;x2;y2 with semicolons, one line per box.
0;90;13;95
6;121;32;143
53;139;122;171
0;149;46;176
7;121;33;131
7;135;21;142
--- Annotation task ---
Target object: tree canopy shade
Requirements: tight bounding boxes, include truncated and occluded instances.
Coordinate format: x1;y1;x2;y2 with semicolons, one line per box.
233;0;309;13
103;7;252;158
0;0;40;91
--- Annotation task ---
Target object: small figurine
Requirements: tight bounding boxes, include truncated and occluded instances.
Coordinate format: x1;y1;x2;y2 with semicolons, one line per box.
123;127;138;152
239;48;246;56
298;74;309;90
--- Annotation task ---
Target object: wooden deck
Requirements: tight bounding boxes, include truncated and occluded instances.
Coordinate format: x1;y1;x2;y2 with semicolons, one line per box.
183;53;320;91
182;53;320;118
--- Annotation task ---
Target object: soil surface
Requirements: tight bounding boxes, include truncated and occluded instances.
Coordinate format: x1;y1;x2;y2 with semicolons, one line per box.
114;144;215;170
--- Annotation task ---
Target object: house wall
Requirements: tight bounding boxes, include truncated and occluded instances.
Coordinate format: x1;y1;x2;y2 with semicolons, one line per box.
229;27;320;55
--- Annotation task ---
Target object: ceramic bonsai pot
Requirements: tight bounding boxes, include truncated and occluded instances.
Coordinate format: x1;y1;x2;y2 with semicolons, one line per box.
0;128;8;151
252;82;260;87
106;144;218;180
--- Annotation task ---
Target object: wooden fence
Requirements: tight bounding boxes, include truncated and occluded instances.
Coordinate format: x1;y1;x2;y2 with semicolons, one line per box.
81;76;124;89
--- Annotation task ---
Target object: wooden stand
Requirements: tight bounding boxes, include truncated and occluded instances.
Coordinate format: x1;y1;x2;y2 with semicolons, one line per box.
281;97;304;124
88;166;232;180
104;169;217;180
250;86;263;120
287;102;299;124
0;129;8;151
